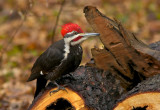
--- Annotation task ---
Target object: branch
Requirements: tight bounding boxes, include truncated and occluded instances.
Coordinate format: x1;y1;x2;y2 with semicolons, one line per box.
51;0;66;43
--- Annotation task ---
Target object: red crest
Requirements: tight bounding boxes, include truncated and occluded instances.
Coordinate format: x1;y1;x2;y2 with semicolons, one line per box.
61;23;83;37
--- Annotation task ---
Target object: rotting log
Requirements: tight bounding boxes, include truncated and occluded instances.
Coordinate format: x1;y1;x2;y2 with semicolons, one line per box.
84;6;160;90
29;87;88;110
149;41;160;51
28;6;160;110
113;74;160;110
28;66;125;110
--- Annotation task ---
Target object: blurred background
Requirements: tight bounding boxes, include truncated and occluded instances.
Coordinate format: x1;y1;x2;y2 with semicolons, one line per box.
0;0;160;109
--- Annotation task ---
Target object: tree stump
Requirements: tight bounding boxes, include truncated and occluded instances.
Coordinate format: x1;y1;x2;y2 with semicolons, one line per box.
28;6;160;110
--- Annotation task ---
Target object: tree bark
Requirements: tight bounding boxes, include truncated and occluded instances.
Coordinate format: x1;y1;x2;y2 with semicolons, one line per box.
28;66;124;110
84;6;160;90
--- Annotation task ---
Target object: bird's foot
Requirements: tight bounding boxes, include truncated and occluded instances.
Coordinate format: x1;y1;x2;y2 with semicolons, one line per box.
49;82;68;96
68;73;76;80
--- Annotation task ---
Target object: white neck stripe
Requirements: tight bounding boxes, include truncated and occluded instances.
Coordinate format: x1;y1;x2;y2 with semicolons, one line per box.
60;39;70;64
63;42;70;60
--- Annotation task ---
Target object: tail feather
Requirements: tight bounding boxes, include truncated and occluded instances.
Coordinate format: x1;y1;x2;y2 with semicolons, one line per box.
34;77;47;98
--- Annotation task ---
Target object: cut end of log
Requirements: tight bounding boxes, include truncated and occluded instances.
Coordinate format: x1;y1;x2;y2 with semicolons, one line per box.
29;87;89;110
114;92;160;110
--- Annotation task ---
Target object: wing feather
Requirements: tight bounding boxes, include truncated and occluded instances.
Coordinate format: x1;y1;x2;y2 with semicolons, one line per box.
27;41;64;81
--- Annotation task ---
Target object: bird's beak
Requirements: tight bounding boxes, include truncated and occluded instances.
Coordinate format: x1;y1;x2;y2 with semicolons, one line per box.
79;33;100;38
70;32;100;45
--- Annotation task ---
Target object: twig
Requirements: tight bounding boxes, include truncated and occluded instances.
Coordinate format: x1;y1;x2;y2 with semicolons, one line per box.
51;0;66;43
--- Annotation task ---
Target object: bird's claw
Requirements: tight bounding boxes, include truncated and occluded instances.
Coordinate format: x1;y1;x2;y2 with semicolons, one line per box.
49;86;68;96
60;86;68;93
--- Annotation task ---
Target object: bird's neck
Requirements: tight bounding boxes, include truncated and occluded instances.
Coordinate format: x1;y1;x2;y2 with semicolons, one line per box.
63;42;70;60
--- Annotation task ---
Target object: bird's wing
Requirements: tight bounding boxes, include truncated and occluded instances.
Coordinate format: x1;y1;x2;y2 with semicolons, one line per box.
27;47;63;81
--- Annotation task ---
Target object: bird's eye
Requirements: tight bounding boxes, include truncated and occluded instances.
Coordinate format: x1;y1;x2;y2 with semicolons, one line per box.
73;31;78;34
64;31;78;38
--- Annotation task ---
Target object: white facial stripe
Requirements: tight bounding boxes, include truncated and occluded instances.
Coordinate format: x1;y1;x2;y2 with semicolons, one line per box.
67;31;75;35
64;34;81;43
64;37;73;43
61;33;84;61
71;37;87;46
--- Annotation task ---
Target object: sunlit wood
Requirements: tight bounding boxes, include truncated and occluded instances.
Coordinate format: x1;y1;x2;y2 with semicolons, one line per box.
114;92;160;110
31;88;86;110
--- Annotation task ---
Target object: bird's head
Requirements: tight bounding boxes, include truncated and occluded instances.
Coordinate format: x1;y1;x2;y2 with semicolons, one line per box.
61;23;100;46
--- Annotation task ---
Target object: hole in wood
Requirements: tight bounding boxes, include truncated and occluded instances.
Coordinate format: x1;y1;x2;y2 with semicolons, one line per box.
132;105;148;110
46;98;75;110
114;92;160;110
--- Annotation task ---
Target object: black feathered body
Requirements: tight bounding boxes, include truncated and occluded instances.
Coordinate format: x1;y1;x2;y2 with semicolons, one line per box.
27;39;82;97
27;39;82;81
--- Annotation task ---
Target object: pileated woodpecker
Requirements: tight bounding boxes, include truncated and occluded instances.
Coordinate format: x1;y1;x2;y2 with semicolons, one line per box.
27;23;100;98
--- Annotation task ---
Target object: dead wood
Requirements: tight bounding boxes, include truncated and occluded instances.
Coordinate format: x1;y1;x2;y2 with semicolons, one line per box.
113;74;160;110
28;6;160;110
84;6;160;90
28;42;160;110
28;66;124;110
